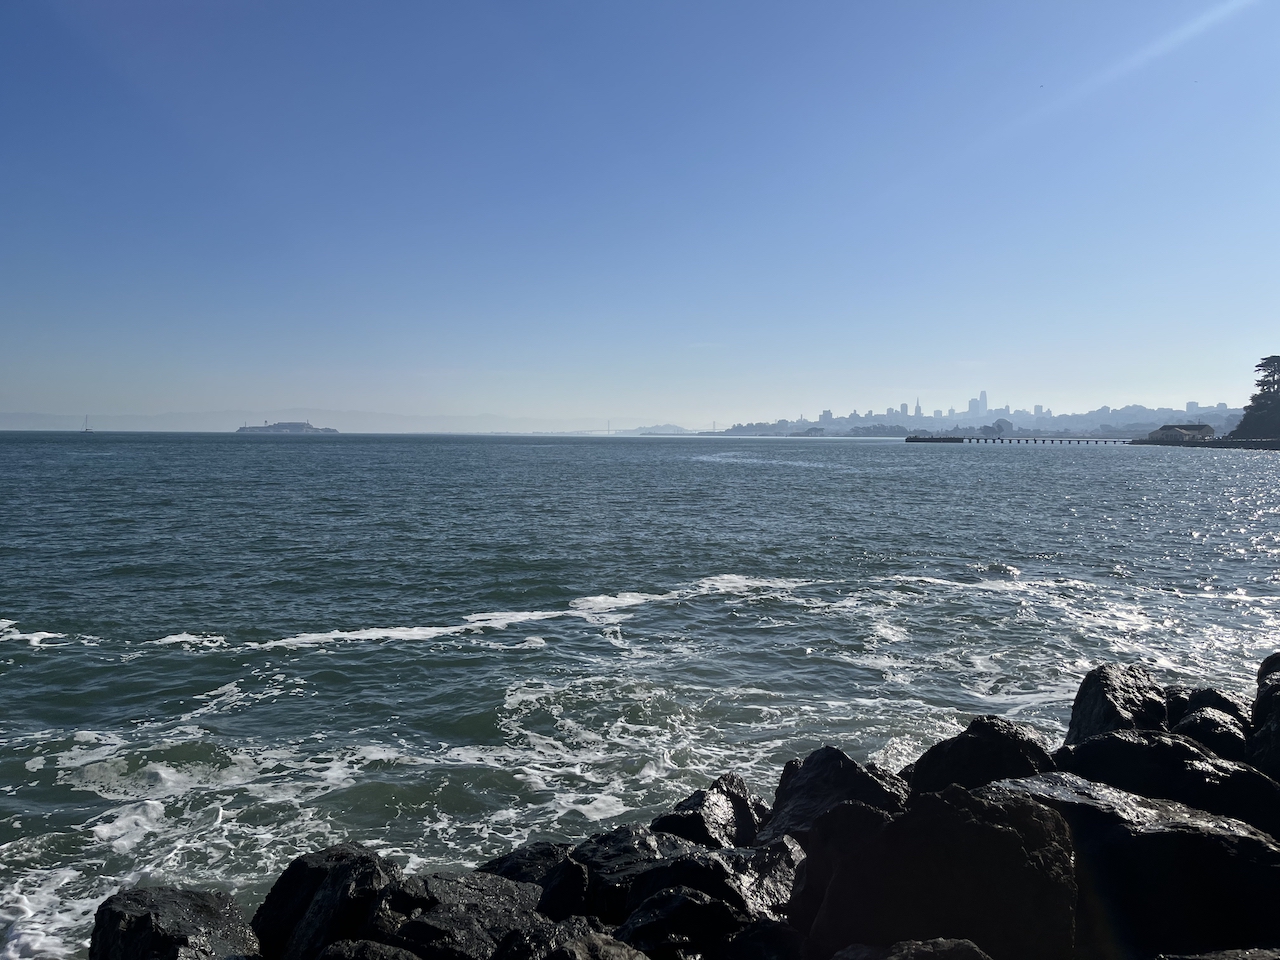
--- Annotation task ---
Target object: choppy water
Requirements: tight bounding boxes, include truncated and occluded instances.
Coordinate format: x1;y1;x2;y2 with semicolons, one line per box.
2;432;1278;957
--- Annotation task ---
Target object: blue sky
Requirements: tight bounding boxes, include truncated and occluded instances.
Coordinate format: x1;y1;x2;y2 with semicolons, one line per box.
2;1;1277;428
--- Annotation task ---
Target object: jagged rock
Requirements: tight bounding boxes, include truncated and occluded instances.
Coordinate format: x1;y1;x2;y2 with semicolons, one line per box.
651;773;770;849
544;933;647;960
909;716;1054;794
787;801;893;937
392;872;548;960
253;843;401;960
1065;663;1166;745
89;886;259;960
537;824;700;924
1186;688;1253;731
478;842;574;887
718;919;804;960
614;886;747;960
1157;952;1280;959
1056;729;1280;839
1173;706;1250;762
807;785;1076;960
992;772;1280;958
831;942;994;960
1167;684;1193;727
1249;656;1280;779
493;916;612;960
622;837;803;922
755;747;907;849
317;943;420;960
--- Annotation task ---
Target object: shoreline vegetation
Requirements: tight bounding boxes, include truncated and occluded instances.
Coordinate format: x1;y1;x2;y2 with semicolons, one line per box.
92;654;1280;960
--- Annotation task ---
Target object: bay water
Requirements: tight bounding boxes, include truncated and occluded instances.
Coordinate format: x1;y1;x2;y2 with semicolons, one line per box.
2;433;1278;957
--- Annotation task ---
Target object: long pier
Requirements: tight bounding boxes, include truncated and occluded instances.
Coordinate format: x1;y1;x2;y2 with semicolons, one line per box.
906;436;1129;445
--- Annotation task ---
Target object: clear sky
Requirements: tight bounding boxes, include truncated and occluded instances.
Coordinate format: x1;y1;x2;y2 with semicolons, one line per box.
3;1;1277;428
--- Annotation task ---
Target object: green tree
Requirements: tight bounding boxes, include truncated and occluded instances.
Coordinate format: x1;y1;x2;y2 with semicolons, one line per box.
1230;355;1280;439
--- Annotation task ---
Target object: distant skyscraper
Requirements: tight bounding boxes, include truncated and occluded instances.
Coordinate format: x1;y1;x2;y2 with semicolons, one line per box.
914;399;922;417
968;398;980;416
1034;404;1043;417
948;407;956;418
979;391;988;415
900;402;909;417
933;409;943;419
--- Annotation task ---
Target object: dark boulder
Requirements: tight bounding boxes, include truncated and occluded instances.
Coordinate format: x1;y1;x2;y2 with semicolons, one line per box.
391;872;548;960
1249;657;1280;779
1065;663;1166;745
909;716;1054;794
478;842;574;888
787;801;893;937
806;785;1076;960
1156;952;1280;959
1186;687;1253;731
317;943;420;960
614;886;747;960
1172;706;1250;762
544;934;647;960
718;919;804;960
537;824;700;924
992;772;1280;958
493;916;613;960
253;843;401;960
623;837;803;922
830;942;994;960
755;747;907;849
651;773;771;849
1056;729;1280;839
90;886;259;960
1166;685;1193;727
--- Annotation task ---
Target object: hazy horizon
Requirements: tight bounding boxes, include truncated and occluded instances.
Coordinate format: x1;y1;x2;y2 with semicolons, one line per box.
4;1;1276;420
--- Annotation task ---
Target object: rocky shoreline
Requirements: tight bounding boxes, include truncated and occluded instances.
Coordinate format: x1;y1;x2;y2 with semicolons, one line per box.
91;654;1280;960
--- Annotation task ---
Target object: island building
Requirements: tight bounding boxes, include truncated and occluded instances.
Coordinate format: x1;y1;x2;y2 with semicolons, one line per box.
237;420;338;434
1146;424;1215;442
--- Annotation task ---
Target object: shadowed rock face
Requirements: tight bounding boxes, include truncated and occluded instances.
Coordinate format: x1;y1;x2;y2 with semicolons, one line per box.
393;872;549;960
614;885;748;960
788;801;893;937
909;716;1055;794
755;746;907;849
806;785;1076;960
1250;655;1280;779
317;942;420;960
1056;729;1280;840
253;843;401;960
651;773;771;849
90;886;259;960
1172;706;1250;761
991;772;1280;958
543;933;648;960
1065;663;1167;746
477;842;574;888
832;941;995;960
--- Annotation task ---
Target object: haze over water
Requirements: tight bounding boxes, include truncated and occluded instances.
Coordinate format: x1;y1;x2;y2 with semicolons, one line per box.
2;432;1278;957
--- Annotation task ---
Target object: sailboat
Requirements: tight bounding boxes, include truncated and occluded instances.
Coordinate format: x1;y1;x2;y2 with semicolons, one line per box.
82;416;93;434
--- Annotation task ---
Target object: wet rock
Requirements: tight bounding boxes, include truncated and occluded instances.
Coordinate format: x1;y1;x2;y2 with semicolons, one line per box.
253;843;401;960
1056;729;1280;839
1156;952;1280;959
651;773;771;849
317;943;420;960
831;942;994;960
544;933;648;960
755;747;907;849
807;785;1076;960
1249;657;1280;779
478;842;574;888
614;886;747;960
623;836;803;922
1186;687;1253;731
538;824;700;924
718;919;804;960
787;801;893;937
1065;663;1166;745
909;716;1054;794
90;886;259;960
1172;706;1250;762
1166;684;1193;727
992;772;1280;958
492;916;613;960
392;872;548;960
